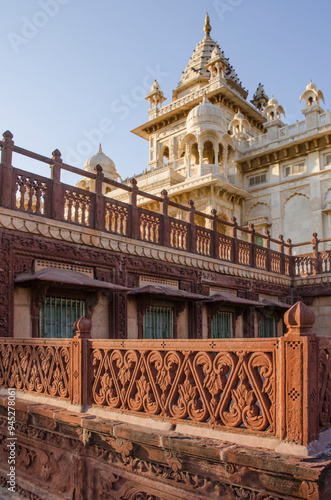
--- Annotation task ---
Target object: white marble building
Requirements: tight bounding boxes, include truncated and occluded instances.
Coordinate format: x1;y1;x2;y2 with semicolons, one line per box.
83;15;331;252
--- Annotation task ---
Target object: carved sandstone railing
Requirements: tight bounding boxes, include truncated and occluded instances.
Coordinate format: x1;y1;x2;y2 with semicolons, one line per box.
0;305;330;450
0;131;294;276
3;131;331;278
0;339;71;400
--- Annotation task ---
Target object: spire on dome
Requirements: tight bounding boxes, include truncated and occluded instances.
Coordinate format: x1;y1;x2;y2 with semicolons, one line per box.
98;143;103;154
204;13;211;37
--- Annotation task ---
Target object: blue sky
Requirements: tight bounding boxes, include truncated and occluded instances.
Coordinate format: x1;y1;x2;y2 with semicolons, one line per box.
1;0;330;185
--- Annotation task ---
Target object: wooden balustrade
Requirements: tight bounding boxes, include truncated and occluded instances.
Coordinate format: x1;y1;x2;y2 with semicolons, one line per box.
2;130;331;277
0;302;329;449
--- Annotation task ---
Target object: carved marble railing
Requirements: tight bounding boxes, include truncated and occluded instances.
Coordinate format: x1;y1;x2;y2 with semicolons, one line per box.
241;110;331;152
0;339;71;399
0;305;328;451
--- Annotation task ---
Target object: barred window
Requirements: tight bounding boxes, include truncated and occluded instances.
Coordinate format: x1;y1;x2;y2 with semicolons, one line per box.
211;311;233;339
259;316;276;338
40;297;85;338
143;306;174;339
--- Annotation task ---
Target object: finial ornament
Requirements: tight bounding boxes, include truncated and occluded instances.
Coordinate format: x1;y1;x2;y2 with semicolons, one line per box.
204;13;211;37
98;143;103;154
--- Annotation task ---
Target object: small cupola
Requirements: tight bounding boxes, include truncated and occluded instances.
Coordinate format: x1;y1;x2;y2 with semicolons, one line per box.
300;80;324;109
262;95;285;122
146;80;166;113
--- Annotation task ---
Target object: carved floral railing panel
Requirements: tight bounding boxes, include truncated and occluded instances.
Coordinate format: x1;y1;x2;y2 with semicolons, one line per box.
196;228;212;256
14;169;50;217
0;340;71;399
89;339;277;435
318;339;331;429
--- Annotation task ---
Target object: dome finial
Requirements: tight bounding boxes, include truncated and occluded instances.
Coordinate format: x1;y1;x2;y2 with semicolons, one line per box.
98;143;103;154
204;13;211;37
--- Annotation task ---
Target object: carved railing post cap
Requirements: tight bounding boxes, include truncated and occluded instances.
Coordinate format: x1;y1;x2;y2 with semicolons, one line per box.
188;199;195;207
130;178;137;187
161;189;168;197
74;316;92;338
95;164;104;174
284;301;315;335
3;130;13;139
52;149;61;158
211;208;217;216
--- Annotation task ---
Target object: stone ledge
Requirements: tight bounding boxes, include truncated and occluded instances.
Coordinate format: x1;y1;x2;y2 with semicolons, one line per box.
1;395;331;499
1;389;331;459
0;207;292;286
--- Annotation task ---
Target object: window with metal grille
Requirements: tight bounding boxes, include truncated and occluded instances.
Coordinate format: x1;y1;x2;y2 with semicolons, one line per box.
211;311;233;339
326;154;331;167
40;297;85;338
143;306;174;339
259;316;276;338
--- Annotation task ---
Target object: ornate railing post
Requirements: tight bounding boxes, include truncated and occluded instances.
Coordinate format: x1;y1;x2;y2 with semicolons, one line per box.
50;149;63;221
94;164;105;231
264;229;271;271
187;200;196;253
161;189;170;247
279;302;319;447
286;238;294;276
278;234;285;274
248;223;255;267
130;178;140;240
71;317;92;407
0;130;14;209
211;209;219;259
311;232;320;274
231;216;238;264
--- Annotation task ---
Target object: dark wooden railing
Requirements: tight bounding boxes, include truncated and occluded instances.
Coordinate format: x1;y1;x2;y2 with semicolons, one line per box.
2;130;331;277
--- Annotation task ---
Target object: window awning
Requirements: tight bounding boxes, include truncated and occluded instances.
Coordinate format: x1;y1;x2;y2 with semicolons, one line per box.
128;285;207;300
14;268;131;291
260;298;290;309
204;293;263;307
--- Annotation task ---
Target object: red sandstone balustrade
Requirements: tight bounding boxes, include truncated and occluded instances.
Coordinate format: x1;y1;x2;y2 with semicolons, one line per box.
5;131;331;277
0;302;329;449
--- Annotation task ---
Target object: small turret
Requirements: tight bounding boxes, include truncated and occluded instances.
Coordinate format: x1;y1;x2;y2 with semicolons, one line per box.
251;83;269;111
228;110;249;140
263;95;285;122
300;80;325;108
145;80;166;117
300;81;325;129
